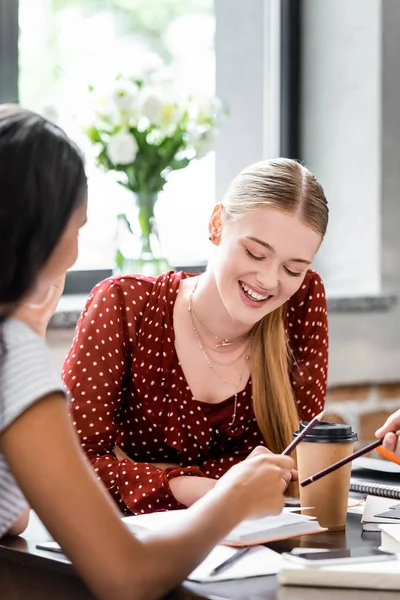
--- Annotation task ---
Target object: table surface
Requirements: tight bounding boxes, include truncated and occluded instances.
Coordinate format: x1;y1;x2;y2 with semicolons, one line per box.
0;509;399;600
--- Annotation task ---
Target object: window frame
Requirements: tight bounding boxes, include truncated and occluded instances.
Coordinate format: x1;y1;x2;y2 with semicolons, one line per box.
4;0;298;295
0;0;18;104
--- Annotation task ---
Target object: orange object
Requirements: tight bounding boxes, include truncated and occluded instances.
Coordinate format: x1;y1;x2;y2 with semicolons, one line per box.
376;445;400;466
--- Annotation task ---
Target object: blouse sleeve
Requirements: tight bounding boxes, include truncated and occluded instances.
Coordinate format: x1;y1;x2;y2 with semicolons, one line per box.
286;270;329;421
63;278;205;515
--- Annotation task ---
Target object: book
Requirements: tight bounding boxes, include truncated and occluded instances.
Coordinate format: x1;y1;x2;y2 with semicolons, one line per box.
379;524;400;554
350;457;400;500
122;508;326;547
278;557;400;590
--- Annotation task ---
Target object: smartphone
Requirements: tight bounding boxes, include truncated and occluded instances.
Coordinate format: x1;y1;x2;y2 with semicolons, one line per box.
283;546;396;566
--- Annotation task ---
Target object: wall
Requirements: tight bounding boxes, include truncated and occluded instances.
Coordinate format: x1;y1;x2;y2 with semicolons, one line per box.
301;0;381;298
214;0;281;202
301;0;400;388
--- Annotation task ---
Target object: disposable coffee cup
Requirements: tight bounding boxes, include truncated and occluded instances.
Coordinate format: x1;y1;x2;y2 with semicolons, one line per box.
294;421;358;531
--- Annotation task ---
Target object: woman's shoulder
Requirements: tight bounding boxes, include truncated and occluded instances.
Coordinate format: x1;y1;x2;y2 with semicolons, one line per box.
84;270;194;316
3;318;45;350
89;270;186;297
85;270;178;302
1;319;63;432
287;269;326;313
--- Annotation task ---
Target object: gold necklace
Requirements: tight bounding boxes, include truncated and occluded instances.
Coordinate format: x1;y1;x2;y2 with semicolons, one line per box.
188;278;249;348
188;278;251;428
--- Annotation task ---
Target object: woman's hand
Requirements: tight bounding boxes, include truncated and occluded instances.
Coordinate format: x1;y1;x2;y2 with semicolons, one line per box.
13;275;66;337
246;445;298;486
375;410;400;458
213;453;294;518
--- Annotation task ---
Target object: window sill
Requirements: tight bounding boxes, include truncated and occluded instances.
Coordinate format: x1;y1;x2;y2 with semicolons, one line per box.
48;291;398;330
326;293;397;313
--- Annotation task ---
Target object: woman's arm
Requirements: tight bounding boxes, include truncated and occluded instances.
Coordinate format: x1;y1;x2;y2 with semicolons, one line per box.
64;279;216;513
114;445;216;507
1;391;293;600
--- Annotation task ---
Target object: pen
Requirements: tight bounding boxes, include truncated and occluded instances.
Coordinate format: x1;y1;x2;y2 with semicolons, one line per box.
282;410;324;455
301;429;400;487
209;546;251;576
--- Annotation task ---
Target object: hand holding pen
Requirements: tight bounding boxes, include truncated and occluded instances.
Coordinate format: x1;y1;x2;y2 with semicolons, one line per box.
375;409;400;464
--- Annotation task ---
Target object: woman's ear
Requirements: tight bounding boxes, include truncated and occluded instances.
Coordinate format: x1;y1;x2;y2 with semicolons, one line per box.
208;203;223;245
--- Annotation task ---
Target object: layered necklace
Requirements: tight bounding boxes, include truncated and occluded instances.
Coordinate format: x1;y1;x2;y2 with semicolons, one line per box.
188;277;252;428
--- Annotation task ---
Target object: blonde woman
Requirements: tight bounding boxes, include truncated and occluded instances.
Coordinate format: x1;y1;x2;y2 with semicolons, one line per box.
64;158;329;510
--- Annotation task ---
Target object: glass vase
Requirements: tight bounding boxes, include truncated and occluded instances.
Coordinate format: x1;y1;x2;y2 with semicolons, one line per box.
114;191;170;276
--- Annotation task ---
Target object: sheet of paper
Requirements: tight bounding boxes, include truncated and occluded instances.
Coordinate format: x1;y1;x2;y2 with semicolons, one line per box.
352;457;400;474
225;510;314;538
123;508;314;534
363;495;400;523
188;544;285;582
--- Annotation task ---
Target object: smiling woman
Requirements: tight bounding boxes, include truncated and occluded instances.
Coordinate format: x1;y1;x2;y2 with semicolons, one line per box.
63;157;329;510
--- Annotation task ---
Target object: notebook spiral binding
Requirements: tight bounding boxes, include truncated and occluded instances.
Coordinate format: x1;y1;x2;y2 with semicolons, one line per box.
350;479;400;500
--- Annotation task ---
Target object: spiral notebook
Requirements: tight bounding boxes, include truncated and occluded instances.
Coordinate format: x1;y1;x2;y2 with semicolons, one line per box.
350;457;400;500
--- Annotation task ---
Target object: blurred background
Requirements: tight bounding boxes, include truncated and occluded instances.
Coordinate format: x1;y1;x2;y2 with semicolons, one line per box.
1;0;400;445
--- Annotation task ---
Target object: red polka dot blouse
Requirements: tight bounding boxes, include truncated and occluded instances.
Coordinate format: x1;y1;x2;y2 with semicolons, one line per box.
63;269;328;515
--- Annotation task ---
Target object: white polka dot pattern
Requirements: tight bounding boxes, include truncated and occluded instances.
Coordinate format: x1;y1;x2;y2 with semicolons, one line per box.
63;269;328;516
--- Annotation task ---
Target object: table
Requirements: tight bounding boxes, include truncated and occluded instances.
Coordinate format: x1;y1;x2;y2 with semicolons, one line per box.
0;511;398;600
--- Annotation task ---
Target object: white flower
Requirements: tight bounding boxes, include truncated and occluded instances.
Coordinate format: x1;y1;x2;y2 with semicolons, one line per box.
107;132;138;165
192;129;216;159
141;91;164;125
189;94;224;125
140;88;183;129
110;79;139;111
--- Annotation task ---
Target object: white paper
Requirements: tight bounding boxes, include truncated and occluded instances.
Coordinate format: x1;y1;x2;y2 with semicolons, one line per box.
226;510;314;539
188;544;285;582
122;507;317;544
362;495;400;524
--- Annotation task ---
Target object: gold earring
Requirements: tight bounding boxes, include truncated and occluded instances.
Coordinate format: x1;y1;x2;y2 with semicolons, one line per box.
209;234;215;242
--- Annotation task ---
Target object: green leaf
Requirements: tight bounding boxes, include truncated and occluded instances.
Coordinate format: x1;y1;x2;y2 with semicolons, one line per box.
169;157;191;171
115;249;125;271
117;213;135;235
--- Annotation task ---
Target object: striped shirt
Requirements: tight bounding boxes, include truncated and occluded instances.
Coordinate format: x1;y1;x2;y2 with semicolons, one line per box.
0;318;63;538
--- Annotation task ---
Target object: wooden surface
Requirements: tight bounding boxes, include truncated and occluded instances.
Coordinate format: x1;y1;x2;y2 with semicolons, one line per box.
0;510;398;600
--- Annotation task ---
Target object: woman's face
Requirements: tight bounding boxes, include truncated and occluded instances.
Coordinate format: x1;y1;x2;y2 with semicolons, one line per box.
211;205;322;327
34;199;88;297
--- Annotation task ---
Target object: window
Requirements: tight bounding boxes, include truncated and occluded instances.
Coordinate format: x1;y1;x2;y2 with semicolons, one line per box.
18;0;215;269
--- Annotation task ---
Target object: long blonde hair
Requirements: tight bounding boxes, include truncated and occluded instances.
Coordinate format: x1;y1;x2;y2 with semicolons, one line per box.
222;158;328;493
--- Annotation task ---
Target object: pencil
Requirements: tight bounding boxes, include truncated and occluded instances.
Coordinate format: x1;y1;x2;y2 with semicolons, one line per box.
209;546;251;576
282;410;325;456
376;445;400;466
301;429;400;487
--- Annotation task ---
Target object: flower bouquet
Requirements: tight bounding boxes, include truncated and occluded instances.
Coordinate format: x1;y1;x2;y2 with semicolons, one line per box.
84;65;225;274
